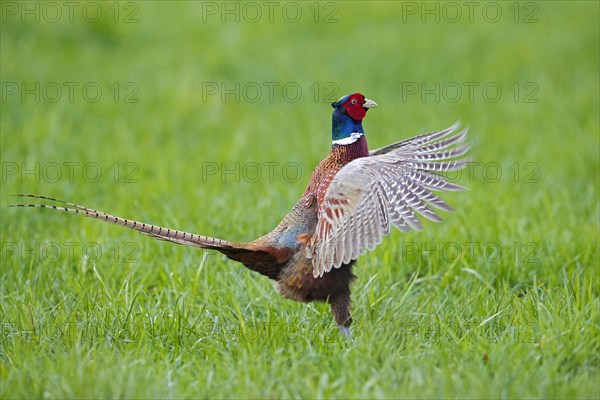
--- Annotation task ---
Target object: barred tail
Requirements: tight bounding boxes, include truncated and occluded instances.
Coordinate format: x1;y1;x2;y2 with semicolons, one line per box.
9;194;236;250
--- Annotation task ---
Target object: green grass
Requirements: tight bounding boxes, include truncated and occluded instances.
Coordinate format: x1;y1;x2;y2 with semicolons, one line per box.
1;1;599;398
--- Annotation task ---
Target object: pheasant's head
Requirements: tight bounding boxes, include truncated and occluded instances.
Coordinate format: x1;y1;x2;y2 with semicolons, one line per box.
331;93;377;145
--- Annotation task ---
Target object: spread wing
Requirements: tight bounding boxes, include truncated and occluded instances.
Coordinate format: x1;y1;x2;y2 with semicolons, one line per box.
307;123;470;277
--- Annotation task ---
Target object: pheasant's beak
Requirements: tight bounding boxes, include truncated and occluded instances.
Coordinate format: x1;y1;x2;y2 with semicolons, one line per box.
363;98;378;109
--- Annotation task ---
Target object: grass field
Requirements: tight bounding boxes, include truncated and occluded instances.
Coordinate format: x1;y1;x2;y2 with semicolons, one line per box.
1;1;599;398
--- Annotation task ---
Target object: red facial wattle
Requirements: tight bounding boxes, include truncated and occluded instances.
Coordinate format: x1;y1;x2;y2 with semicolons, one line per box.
343;94;367;121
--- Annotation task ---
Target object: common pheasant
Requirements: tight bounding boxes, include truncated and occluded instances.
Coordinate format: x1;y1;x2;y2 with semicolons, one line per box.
12;93;470;338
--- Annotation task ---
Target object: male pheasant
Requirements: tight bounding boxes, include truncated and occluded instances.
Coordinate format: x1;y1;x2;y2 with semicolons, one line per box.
12;93;469;337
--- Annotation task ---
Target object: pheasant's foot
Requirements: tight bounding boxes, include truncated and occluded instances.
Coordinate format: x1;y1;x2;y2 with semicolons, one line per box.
338;326;353;341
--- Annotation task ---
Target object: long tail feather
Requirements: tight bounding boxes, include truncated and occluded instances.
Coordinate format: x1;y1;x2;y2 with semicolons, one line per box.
9;194;234;250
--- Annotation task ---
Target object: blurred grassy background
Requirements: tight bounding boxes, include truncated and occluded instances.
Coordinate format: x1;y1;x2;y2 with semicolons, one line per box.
1;1;598;398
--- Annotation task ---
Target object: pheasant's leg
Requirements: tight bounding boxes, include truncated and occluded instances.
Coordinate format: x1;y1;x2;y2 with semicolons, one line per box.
330;292;353;339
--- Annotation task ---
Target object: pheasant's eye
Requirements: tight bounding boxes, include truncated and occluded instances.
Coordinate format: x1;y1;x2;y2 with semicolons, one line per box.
351;99;357;105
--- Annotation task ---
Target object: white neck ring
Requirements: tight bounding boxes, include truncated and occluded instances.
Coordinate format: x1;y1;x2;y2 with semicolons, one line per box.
332;132;363;146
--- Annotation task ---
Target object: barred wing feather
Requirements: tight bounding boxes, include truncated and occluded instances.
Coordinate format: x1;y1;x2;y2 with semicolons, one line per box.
307;123;470;278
